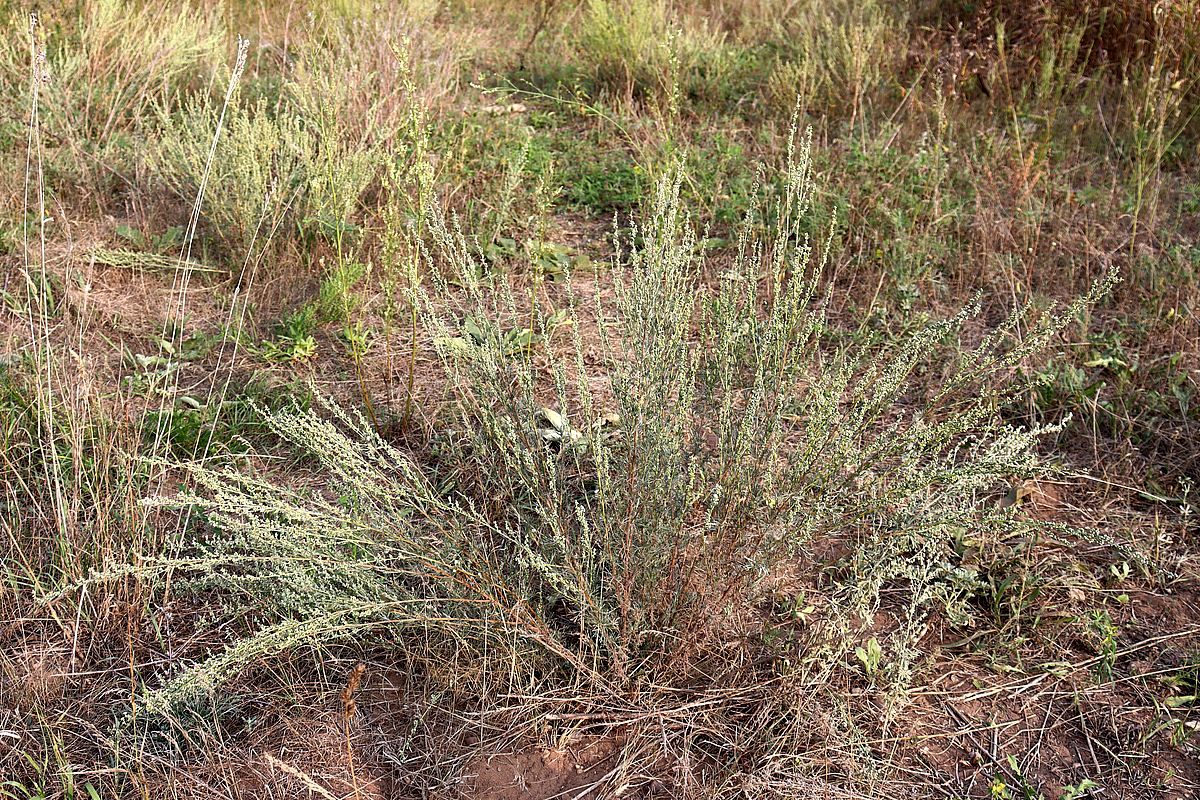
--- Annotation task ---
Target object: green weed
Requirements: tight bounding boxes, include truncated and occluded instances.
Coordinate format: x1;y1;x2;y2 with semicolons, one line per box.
84;131;1118;730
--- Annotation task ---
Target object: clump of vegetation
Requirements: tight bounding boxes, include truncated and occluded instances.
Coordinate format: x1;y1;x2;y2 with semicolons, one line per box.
766;0;903;120
577;0;734;103
577;0;683;99
149;86;379;256
3;0;1198;796
112;133;1114;740
0;0;222;173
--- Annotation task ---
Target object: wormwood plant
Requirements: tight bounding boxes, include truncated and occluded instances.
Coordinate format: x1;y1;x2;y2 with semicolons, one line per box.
95;130;1115;721
149;64;383;255
147;21;438;258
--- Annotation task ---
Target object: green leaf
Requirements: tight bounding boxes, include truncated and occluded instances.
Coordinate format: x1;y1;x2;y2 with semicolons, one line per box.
115;224;146;247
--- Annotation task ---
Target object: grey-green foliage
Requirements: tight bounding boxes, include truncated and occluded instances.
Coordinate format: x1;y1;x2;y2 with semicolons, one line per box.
127;128;1116;710
149;76;380;255
146;21;426;258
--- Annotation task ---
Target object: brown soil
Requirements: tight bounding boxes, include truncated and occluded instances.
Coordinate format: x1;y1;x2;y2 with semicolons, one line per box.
459;734;624;800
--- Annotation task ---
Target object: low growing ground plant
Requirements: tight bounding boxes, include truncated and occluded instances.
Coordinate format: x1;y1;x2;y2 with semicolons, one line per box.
71;131;1117;784
150;92;379;256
